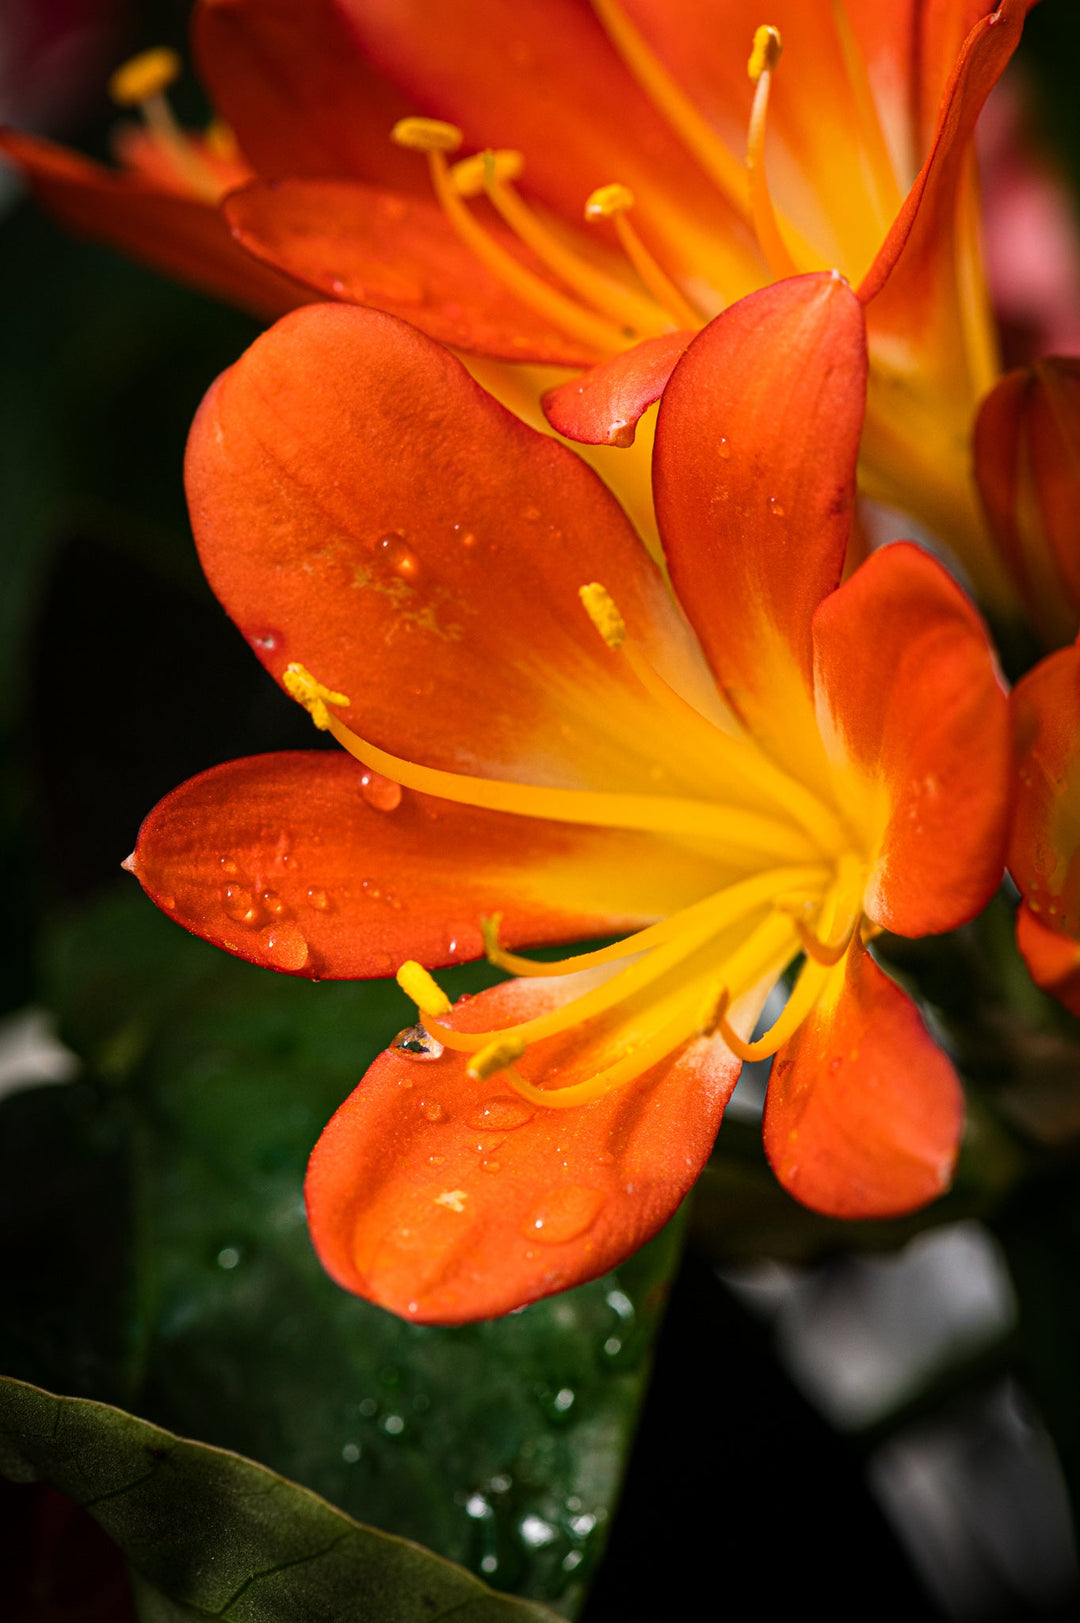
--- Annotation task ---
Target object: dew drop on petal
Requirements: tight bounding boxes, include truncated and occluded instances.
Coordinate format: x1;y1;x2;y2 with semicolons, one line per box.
259;889;288;918
717;436;730;459
222;884;258;924
361;770;403;812
525;1185;605;1245
376;532;422;580
219;855;239;877
419;1098;447;1123
392;1024;444;1062
468;1095;536;1131
768;496;785;517
306;887;331;911
257;921;310;971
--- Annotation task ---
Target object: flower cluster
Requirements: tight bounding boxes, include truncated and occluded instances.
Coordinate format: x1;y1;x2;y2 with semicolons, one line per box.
12;0;1080;1325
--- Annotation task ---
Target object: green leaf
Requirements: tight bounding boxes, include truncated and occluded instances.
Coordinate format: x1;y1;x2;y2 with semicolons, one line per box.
0;1376;561;1623
4;887;682;1612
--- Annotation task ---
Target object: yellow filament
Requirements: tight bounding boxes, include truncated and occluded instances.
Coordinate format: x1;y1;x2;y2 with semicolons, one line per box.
584;184;703;329
475;161;671;336
282;663;350;731
576;583;850;855
467;1034;527;1080
327;712;822;857
397;132;631;355
827;0;903;224
507;909;798;1108
396;961;452;1018
108;48;181;106
589;0;749;216
482;864;829;979
450;149;524;195
746;34;799;278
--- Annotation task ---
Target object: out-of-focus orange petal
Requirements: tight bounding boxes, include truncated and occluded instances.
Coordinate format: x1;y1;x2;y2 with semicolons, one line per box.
129;751;730;979
0;129;310;319
653;272;866;789
224;178;601;365
306;974;741;1322
185;303;728;800
1009;643;1080;936
764;943;963;1218
1015;903;1080;1018
811;541;1009;936
541;331;693;446
193;0;423;192
333;0;754;294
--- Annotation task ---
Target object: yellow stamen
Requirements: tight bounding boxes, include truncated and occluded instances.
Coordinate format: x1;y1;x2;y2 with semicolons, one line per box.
327;710;822;858
577;582;851;856
108;47;181;106
793;913;858;966
467;1034;527;1080
282;663;350;731
396;960;452;1019
579;582;626;648
450;148;524;196
746;27;799;279
473;158;671;336
589;0;749;217
394;123;631;355
584;183;703;330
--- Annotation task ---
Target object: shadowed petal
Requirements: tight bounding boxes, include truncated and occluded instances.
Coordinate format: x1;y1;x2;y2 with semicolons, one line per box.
1015;903;1080;1018
306;973;741;1322
764;944;963;1218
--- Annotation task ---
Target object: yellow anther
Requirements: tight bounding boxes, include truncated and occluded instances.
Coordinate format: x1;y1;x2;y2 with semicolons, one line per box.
281;663;350;731
748;25;782;83
579;583;626;649
396;961;452;1019
391;117;463;154
451;148;524;199
585;183;636;222
467;1034;527;1081
108;46;182;107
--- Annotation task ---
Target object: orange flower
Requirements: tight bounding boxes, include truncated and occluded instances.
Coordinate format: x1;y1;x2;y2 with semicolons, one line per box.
126;274;1009;1322
3;1;1035;605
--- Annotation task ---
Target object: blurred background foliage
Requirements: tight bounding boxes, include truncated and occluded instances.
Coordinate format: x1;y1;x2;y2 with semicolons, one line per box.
2;2;1080;1619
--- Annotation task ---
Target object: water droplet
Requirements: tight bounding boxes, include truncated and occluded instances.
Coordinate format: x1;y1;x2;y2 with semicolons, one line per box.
717;436;730;459
467;1094;536;1130
563;1551;583;1572
466;1494;491;1519
382;1413;405;1435
552;1387;575;1413
480;1555;498;1574
428;1153;445;1165
525;1185;604;1245
603;1336;622;1356
768;496;785;517
606;1289;634;1319
222;884;258;924
259;888;288;917
247;628;279;652
570;1512;596;1537
361;877;382;900
330;277;346;295
306;886;330;911
216;1246;240;1270
361;770;403;812
392;1024;444;1061
419;1098;447;1123
342;1442;361;1463
481;1160;501;1174
219;855;239;877
460;530;477;548
520;1515;558;1548
257;921;309;971
376;532;422;580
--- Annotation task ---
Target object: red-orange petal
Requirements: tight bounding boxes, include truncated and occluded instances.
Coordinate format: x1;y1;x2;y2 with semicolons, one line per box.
192;0;423;192
811;541;1009;936
1009;642;1080;937
0;129;310;319
129;750;727;979
541;332;694;447
224;177;600;365
653;273;867;787
306;974;740;1322
764;944;963;1219
185;302;724;799
1015;903;1080;1018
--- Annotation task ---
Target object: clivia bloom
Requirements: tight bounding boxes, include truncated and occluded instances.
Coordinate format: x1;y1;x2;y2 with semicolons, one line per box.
126;273;1009;1323
2;0;1036;608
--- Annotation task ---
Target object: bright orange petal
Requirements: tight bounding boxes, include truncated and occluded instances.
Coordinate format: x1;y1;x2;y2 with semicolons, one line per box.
764;943;963;1218
1009;642;1080;937
185;302;727;800
1015;903;1080;1018
541;331;693;446
653;272;866;787
224;178;601;364
193;0;423;192
811;541;1009;935
129;750;728;979
0;129;310;319
306;974;740;1322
